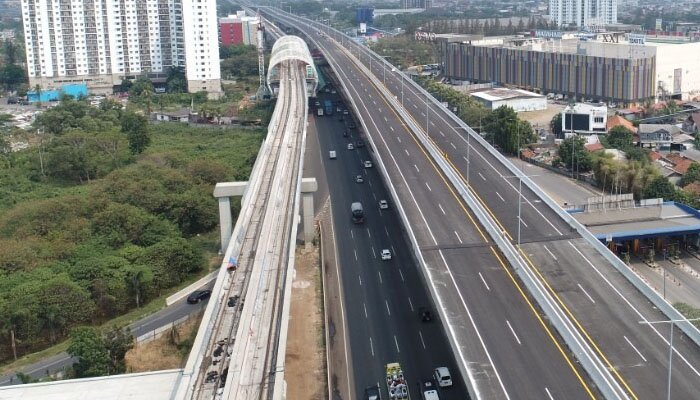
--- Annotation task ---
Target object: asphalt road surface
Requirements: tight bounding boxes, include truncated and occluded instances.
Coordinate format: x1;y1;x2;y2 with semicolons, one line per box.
259;8;700;400
309;90;467;399
0;282;213;386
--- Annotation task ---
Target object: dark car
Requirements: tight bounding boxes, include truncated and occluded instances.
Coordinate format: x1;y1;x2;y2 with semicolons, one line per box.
419;307;433;322
356;140;365;148
187;290;212;304
364;384;381;400
7;96;18;104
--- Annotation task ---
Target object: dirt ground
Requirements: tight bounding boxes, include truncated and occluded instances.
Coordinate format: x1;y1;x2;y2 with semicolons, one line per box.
124;315;201;372
519;102;567;131
285;245;326;400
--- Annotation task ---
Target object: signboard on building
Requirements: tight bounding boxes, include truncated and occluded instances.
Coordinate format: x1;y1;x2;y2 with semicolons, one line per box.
359;23;367;33
628;33;646;45
656;18;663;31
414;31;436;41
534;30;563;39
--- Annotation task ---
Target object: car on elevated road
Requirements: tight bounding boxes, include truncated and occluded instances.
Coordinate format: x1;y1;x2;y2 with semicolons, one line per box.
381;249;392;260
355;174;364;183
379;199;389;209
187;290;212;304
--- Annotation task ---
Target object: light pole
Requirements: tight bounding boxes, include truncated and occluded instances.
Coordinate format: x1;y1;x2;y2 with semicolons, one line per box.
639;317;700;400
453;126;471;184
392;68;403;108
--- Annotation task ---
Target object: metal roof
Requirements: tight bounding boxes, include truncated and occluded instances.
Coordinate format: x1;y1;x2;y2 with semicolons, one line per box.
267;36;314;82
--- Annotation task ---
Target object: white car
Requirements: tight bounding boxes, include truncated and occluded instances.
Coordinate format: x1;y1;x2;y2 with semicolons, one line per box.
379;200;389;210
347;143;355;150
364;160;373;168
343;109;349;115
434;367;453;387
355;175;364;183
381;249;392;261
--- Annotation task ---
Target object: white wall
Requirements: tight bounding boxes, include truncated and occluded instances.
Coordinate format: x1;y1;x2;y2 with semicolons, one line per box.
494;97;548;112
655;42;700;100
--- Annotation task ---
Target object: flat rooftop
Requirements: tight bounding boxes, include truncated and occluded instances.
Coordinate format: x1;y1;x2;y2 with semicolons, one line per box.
470;87;543;102
573;202;700;241
0;370;182;400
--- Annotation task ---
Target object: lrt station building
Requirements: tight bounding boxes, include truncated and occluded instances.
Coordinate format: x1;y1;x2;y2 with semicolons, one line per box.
440;32;700;106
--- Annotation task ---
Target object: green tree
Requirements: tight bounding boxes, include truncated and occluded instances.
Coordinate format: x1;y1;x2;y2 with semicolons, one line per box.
558;136;592;173
68;327;110;377
143;238;203;289
103;326;134;374
165;66;187;94
120;111;151;154
124;265;153;308
550;113;562;137
606;126;634;150
643;176;677;200
0;64;26;90
681;162;700;187
483;106;536;155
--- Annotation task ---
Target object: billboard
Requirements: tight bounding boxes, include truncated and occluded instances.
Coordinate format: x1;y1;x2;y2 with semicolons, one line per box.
656;18;663;31
534;30;563;39
628;33;646;45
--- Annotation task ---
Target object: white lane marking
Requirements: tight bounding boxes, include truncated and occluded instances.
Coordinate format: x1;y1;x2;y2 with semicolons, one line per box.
378;270;383;284
399;268;405;282
430;121;436;126
624;336;647;363
372;100;377;105
543;245;557;260
478;172;486;181
384;116;388;122
419;331;427;349
425;182;432;191
373;192;377;201
518;217;529;228
385;300;391;316
368;181;372;187
450;142;457;149
385;226;390;237
370;337;374;356
439;204;446;215
413;103;418;109
506;320;522;345
364;303;368;318
408;296;414;311
358;275;362;286
354;249;358;260
577;283;595;304
440;131;445;137
367;228;371;239
372;246;376;259
421;112;425;116
394;335;400;353
390;126;395;131
414;164;420;173
378;209;383;217
396;136;401;143
568;242;700;377
391;245;396;255
405;149;410;156
545;387;555;400
350;230;354;239
496;192;505;202
478;272;491;291
454;231;463;244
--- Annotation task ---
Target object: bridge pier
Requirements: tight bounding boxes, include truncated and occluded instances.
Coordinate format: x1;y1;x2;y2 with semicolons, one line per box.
213;182;249;253
301;177;318;249
214;178;318;253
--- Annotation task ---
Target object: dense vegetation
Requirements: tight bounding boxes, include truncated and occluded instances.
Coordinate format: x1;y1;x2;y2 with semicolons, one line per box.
0;98;265;364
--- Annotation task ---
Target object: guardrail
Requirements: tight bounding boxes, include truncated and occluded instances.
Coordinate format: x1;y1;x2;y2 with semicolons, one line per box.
136;313;201;344
165;272;218;306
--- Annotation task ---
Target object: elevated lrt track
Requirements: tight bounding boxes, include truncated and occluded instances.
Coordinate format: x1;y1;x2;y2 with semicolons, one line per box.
190;60;307;400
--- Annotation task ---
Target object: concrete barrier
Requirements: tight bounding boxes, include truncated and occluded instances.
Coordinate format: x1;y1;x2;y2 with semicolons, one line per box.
165;271;218;306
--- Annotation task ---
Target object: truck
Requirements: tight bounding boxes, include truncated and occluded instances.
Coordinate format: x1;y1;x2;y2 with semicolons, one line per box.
386;363;409;399
351;202;364;224
324;99;334;115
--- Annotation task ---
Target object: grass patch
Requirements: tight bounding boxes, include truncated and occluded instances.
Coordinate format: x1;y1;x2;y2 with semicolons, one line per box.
674;302;700;329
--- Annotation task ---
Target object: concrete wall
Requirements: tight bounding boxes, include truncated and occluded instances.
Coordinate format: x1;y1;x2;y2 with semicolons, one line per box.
654;42;700;100
493;96;547;112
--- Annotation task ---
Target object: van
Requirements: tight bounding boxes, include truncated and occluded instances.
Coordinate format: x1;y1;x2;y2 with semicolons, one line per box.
434;367;452;387
329;150;337;159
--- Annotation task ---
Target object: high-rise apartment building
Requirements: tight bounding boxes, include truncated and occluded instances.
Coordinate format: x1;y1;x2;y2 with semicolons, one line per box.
21;0;221;96
549;0;617;27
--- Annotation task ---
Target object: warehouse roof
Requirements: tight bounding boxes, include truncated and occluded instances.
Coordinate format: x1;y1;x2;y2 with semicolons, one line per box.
469;88;544;102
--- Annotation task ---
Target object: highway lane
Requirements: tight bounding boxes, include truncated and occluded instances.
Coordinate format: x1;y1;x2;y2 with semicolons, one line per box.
355;45;700;399
304;22;700;400
311;93;467;399
296;29;597;399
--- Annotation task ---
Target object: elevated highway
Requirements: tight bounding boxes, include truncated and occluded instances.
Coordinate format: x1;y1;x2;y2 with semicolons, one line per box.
259;7;700;400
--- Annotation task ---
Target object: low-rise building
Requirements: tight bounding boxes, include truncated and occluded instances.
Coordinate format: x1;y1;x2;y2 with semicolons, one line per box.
469;88;547;112
219;12;260;47
561;103;608;135
638;124;681;149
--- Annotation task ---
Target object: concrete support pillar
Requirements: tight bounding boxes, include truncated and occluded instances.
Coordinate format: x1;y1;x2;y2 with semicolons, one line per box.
301;178;318;249
213;182;249;254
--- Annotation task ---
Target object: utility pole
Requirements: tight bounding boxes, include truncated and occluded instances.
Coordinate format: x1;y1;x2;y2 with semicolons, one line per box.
255;10;271;100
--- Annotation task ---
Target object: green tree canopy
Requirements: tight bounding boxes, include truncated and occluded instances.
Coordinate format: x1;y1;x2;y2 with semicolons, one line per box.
644;176;678;200
558;136;592;173
606;126;634;150
68;327;110;377
550;113;562;137
120;111;151;154
681;162;700;187
483;106;536;155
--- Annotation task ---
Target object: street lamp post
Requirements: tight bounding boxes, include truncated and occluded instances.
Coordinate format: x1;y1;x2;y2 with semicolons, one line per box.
639;317;700;400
